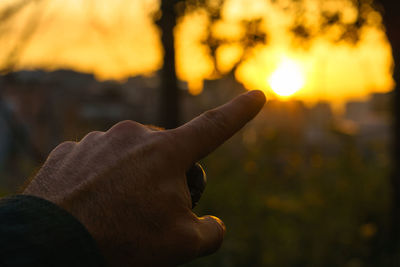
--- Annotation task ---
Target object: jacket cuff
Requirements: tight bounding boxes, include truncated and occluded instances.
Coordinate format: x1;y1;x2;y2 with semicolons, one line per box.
0;195;105;267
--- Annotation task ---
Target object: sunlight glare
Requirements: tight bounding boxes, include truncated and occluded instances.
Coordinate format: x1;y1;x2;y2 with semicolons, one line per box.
268;58;305;97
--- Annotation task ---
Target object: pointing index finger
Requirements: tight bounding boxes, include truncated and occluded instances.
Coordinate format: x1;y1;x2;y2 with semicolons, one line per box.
170;90;266;168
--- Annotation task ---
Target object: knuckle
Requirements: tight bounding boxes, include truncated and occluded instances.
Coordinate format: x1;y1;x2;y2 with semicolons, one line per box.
48;141;76;158
107;120;145;137
81;130;104;141
55;141;77;151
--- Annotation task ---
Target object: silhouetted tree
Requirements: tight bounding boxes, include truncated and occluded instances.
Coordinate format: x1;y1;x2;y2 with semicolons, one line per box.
157;0;181;129
378;0;400;261
156;0;381;127
0;0;45;163
0;0;44;73
156;0;266;128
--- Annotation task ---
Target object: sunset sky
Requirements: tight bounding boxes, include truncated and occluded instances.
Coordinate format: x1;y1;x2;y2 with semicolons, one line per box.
0;0;394;110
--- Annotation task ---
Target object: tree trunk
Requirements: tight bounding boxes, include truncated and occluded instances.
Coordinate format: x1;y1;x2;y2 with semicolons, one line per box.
379;0;400;261
158;1;180;129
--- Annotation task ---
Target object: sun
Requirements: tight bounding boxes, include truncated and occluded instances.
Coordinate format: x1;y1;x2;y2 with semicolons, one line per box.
268;58;305;97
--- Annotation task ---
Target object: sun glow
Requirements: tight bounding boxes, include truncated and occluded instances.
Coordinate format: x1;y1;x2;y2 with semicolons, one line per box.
268;58;305;97
0;0;394;106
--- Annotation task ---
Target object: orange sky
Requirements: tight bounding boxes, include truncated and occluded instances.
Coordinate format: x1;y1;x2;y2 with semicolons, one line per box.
0;0;394;109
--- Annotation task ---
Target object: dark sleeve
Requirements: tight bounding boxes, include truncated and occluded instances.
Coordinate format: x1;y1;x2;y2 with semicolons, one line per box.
0;195;106;267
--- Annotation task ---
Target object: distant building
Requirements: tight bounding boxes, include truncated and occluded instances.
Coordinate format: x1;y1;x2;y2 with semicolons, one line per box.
344;92;392;141
181;73;246;122
304;101;335;146
0;69;393;164
0;69;160;156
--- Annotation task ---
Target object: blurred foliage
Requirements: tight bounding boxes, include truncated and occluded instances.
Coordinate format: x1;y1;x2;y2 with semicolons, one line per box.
283;0;384;45
177;0;267;75
0;94;392;266
185;117;390;267
176;0;382;77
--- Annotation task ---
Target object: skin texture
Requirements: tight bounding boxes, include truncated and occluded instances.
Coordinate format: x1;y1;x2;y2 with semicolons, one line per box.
23;90;266;267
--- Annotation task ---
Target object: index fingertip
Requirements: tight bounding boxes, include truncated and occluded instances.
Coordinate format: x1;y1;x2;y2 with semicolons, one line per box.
245;90;266;106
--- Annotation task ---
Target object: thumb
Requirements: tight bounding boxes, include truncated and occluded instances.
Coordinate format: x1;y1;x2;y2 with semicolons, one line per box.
196;215;226;257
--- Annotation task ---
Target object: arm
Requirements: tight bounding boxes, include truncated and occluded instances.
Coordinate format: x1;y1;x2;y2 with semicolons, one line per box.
0;195;104;267
15;90;265;266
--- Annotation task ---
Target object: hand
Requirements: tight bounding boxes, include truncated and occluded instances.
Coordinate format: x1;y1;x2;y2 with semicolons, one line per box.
23;90;266;266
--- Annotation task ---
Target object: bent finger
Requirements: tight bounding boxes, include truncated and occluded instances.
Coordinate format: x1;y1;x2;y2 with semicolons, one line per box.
196;215;226;257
